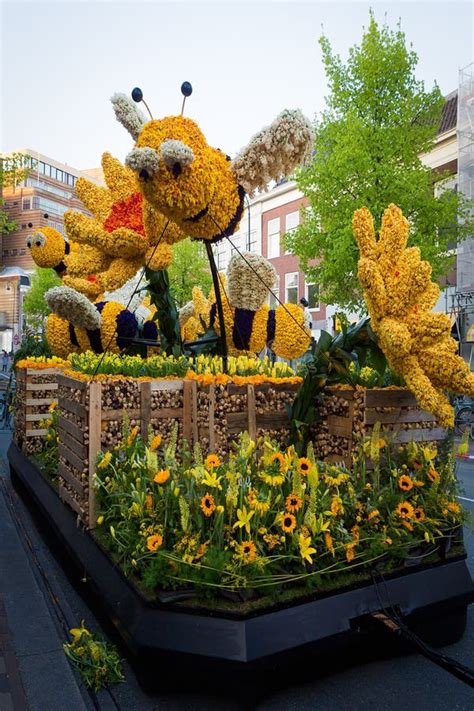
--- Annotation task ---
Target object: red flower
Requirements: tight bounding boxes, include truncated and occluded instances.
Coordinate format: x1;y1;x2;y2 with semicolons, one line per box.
87;275;97;282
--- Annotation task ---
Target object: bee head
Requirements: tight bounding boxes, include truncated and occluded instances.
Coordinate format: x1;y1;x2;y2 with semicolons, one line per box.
27;227;67;269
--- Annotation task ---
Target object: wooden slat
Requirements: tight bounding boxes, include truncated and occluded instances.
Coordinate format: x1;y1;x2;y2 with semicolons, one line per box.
182;380;192;443
59;429;87;458
58;462;85;496
325;387;355;401
26;413;50;422
57;373;87;391
256;412;291;429
151;380;184;392
227;382;300;395
26;398;56;406
364;389;418;408
392;427;446;443
59;396;87;419
140;381;152;440
150;408;183;419
59;443;86;473
227;412;247;434
191;380;198;444
27;383;58;392
58;485;84;516
364;408;436;425
208;384;215;450
26;428;48;437
88;382;102;530
247;385;257;442
327;414;353;438
27;368;60;377
58;415;84;442
101;408;140;421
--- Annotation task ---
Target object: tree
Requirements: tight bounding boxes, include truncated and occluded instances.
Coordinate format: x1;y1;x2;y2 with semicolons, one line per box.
167;240;212;308
0;152;32;236
286;13;473;313
23;267;61;330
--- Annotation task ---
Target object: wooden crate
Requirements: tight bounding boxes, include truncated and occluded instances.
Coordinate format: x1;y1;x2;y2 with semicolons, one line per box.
56;375;198;527
313;387;445;465
196;382;299;456
14;367;62;455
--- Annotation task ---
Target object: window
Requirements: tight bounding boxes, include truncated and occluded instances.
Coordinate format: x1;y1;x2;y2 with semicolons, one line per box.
245;229;257;252
22;198;31;210
268;275;280;309
21;224;27;229
285;272;299;304
306;282;320;310
32;196;68;216
20;249;26;255
285;211;299;233
267;218;280;258
11;249;17;256
56;169;63;183
2;250;8;257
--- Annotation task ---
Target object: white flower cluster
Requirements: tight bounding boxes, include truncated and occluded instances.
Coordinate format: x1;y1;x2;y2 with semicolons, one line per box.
231;109;314;197
104;270;146;313
45;286;101;331
227;252;276;311
160;140;194;169
125;147;160;176
179;300;195;326
110;93;147;140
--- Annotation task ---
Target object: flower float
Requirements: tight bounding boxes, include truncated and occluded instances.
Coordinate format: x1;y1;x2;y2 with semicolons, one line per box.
113;91;313;242
352;203;474;427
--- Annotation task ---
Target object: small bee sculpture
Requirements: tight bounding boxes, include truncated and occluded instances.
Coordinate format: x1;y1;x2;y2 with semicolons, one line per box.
181;253;311;360
113;87;313;243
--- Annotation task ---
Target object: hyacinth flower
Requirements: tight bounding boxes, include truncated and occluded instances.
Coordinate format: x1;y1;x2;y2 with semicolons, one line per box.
352;203;474;427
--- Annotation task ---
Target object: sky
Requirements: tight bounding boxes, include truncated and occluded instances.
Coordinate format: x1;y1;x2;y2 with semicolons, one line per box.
1;0;473;171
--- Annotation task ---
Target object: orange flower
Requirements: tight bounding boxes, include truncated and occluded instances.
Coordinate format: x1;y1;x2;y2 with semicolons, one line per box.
330;496;343;516
398;475;414;492
413;479;425;488
285;493;303;513
154;469;170;484
401;520;414;531
150;434;162;451
427;469;440;484
324;531;335;555
147;534;163;551
145;494;153;511
447;501;461;514
281;513;297;533
205;454;221;469
345;543;356;562
269;452;287;473
395;501;415;519
297;457;313;475
127;426;139;446
237;540;257;563
200;493;216;517
368;509;380;522
413;507;426;522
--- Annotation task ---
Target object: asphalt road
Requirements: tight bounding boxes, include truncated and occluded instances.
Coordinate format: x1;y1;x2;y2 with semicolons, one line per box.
3;433;474;711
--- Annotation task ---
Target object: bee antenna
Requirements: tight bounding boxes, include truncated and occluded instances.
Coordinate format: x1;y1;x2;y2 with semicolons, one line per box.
180;81;193;116
131;87;154;120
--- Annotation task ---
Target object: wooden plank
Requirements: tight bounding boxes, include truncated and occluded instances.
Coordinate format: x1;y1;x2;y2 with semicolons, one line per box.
227;412;247;434
364;389;418;408
58;462;85;496
364;408;436;425
59;396;87;419
88;382;102;530
327;414;354;438
256;412;291;430
26;429;48;437
58;484;84;516
26;368;60;377
227;382;300;396
58;415;84;442
140;381;152;440
325;387;355;401
182;381;192;443
101;408;140;421
59;443;86;474
191;380;198;444
58;429;87;459
57;373;87;391
151;380;184;392
392;427;446;443
26;398;56;406
27;383;58;392
208;384;215;450
26;413;50;422
247;385;257;442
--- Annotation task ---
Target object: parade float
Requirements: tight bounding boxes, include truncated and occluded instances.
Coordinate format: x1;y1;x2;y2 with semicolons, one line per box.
9;84;474;694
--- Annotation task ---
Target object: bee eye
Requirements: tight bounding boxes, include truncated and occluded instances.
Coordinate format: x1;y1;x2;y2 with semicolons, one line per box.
26;236;33;248
125;147;160;179
32;232;46;248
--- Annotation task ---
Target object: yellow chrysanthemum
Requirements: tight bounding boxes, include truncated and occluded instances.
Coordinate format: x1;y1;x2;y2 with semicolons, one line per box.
147;534;163;552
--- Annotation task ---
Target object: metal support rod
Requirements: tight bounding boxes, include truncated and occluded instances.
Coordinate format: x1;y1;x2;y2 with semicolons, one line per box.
205;241;228;373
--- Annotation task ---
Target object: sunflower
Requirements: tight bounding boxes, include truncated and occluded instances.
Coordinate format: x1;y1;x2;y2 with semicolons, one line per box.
285;493;303;513
281;513;297;533
297;457;313;475
395;501;415;519
237;540;257;563
413;507;426;522
398;474;414;492
427;469;440;484
260;472;285;487
154;469;170;484
147;534;163;552
248;491;271;515
150;434;162;451
269;452;287;473
447;501;461;514
205;453;221;469
200;493;216;517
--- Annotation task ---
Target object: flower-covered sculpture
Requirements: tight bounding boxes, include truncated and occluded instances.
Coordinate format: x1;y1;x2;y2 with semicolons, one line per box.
113;93;313;242
181;253;311;359
352;203;474;427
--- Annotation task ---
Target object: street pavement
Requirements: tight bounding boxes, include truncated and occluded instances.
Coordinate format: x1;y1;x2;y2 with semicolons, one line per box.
0;429;473;710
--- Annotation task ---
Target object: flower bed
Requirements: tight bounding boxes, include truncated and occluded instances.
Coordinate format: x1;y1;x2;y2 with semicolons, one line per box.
313;386;445;465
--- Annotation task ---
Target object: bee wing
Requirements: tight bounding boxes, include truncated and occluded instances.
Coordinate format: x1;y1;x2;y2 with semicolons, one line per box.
111;93;147;140
45;286;101;331
231;109;313;197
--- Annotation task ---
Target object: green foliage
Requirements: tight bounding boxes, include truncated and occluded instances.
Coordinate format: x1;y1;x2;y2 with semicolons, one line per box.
23;267;61;329
168;240;212;308
12;329;51;367
63;621;124;691
0;153;32;236
286;13;474;312
36;404;59;481
145;268;182;356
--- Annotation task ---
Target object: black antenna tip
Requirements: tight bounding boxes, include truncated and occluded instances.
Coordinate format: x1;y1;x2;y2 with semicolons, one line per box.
131;87;143;103
181;81;193;97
